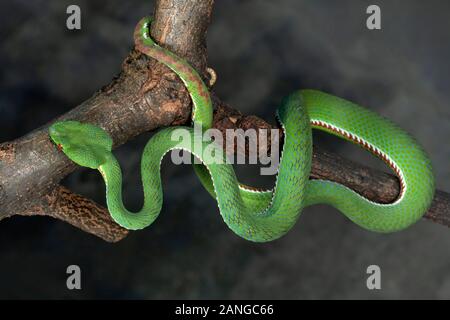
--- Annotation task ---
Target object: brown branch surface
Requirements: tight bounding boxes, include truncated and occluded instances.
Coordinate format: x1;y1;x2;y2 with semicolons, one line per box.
18;186;127;243
0;0;214;242
0;0;448;242
212;104;449;223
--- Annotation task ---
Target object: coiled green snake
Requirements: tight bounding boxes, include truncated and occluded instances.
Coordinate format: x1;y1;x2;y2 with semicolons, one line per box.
49;17;435;242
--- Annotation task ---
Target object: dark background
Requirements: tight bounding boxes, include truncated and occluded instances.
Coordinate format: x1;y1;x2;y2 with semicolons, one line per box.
0;0;449;299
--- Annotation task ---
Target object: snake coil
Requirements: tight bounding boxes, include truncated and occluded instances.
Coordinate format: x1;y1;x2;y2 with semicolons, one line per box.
49;17;435;242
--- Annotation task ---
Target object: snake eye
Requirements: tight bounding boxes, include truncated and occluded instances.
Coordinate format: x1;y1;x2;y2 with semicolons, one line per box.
57;144;63;151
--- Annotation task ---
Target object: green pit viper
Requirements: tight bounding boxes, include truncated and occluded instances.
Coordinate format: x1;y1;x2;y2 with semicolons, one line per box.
49;17;435;242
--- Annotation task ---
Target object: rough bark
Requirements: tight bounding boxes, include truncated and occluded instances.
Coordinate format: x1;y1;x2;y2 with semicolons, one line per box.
212;103;449;223
0;0;448;242
0;0;213;241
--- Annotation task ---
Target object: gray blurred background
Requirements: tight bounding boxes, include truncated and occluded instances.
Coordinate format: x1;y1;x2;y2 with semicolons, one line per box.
0;0;449;299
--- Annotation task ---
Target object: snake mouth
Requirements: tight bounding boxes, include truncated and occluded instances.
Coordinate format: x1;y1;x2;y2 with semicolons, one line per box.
49;121;73;149
311;119;406;204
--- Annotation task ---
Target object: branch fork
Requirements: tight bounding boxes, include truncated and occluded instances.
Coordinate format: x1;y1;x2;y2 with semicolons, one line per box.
0;0;448;242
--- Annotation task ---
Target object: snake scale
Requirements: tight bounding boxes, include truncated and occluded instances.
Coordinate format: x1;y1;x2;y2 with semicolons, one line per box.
49;17;435;242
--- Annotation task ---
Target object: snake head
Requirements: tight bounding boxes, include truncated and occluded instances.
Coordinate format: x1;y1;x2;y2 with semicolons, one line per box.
49;121;113;169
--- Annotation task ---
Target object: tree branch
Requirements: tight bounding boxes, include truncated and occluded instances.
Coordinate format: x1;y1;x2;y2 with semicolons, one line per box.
212;103;450;227
0;0;213;241
0;0;448;242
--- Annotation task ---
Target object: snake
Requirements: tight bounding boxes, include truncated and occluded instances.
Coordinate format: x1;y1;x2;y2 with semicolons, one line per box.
48;17;435;242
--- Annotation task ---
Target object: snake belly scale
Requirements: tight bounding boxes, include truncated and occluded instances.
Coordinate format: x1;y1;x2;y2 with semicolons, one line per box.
48;17;435;242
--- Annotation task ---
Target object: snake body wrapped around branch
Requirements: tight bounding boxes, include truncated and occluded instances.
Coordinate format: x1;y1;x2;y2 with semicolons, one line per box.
48;17;435;242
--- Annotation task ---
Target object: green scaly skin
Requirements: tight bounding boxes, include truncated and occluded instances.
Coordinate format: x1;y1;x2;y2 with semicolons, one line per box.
48;17;435;242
